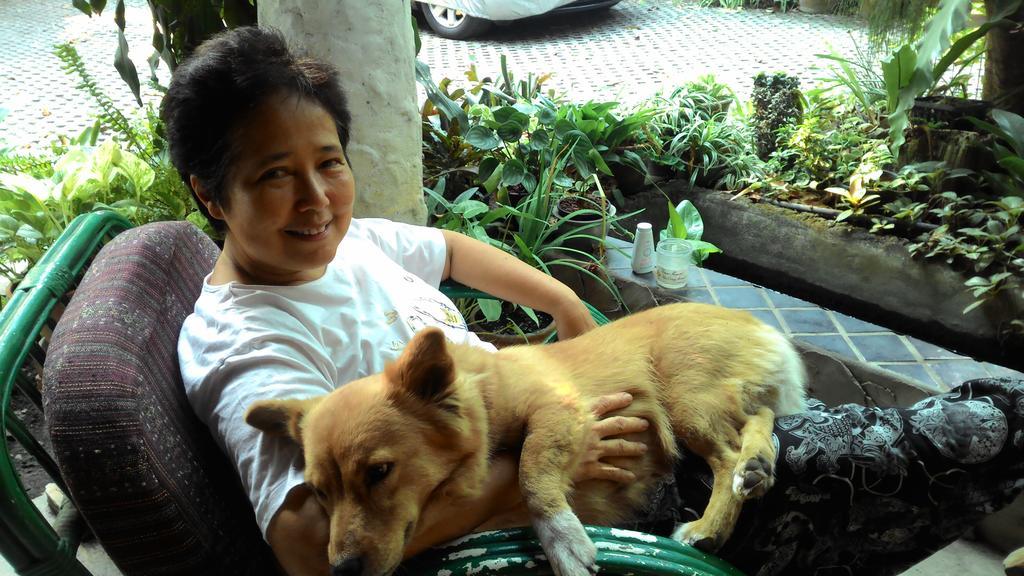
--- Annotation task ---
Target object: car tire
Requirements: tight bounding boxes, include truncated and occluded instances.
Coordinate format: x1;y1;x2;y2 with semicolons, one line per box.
421;4;492;40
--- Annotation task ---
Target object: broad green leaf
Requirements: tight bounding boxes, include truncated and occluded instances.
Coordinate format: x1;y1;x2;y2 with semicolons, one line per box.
15;224;43;244
588;148;612;177
529;129;550;150
0;173;54;204
667;200;686;239
500;159;526;188
114;148;156;195
478;298;502;322
998;156;1024;182
992;109;1024;157
477;157;500;183
553;119;576;140
492;106;529;126
481;164;503;196
496;120;524;143
537;106;557;126
465;126;501;150
675;200;704;240
454;200;489;219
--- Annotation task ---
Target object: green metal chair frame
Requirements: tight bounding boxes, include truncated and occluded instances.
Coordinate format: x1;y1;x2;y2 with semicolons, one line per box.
0;211;743;576
0;210;132;575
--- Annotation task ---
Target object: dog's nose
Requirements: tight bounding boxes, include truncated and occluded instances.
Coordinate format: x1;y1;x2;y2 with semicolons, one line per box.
331;557;364;576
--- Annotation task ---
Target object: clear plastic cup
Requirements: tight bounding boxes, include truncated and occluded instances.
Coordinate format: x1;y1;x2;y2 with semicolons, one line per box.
655;238;693;289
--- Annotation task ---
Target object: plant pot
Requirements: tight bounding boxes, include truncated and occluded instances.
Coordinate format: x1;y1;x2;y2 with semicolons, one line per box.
552;197;618;256
910;96;992;131
646;160;674;183
473;307;556;348
798;0;830;13
610;162;648;196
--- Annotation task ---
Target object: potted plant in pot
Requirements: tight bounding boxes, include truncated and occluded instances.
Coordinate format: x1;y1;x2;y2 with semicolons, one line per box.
550;174;634;256
477;148;629;345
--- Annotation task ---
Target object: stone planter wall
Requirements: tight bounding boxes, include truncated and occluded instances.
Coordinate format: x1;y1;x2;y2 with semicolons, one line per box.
615;181;1023;368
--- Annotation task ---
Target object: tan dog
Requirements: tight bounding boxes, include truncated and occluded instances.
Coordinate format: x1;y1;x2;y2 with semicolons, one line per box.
246;302;807;576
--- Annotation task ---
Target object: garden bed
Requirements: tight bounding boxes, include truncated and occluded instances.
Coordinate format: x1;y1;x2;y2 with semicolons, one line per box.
615;180;1024;371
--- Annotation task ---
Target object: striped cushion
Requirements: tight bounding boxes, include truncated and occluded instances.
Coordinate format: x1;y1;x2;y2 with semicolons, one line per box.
43;221;277;576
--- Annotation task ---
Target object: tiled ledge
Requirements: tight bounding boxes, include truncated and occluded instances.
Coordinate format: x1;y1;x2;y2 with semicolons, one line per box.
600;239;1023;391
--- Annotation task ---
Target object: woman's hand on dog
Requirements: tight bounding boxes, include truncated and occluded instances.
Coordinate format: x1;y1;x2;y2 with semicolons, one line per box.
574;393;649;485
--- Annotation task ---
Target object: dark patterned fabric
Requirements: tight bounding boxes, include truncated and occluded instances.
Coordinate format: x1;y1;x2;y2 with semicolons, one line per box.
634;378;1024;576
43;222;278;576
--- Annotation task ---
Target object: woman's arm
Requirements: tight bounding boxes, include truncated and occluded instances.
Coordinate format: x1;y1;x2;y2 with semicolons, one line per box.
440;230;595;339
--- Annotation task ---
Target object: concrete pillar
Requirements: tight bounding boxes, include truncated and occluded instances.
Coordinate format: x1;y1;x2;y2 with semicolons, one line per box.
258;0;425;224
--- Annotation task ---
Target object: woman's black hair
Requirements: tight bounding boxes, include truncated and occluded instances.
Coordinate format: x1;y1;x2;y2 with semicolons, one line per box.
161;26;352;232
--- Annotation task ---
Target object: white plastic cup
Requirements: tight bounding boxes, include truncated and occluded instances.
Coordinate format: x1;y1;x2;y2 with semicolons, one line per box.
655;238;693;289
631;222;655;274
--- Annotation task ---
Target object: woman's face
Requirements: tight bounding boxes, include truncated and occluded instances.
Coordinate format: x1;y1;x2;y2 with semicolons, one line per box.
204;93;355;285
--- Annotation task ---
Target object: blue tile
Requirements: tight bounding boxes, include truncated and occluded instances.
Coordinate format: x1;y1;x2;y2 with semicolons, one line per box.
605;243;632;270
765;290;815;309
746;309;783;332
833;313;886;333
778;309;838;334
680;288;717;305
984;362;1024;380
685;267;707;288
930;360;997;388
876;363;938;386
848;334;917;362
702;268;751;287
795;334;857;359
713;286;770;309
907;337;963;360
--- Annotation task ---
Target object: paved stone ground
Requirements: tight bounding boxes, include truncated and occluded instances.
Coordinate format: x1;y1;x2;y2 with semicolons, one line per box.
418;0;869;107
0;0;167;151
0;0;871;150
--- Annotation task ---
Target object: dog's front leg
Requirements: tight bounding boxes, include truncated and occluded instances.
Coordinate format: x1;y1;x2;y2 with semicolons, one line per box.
520;404;597;576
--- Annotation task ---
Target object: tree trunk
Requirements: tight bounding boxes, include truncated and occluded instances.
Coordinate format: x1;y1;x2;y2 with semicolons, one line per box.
984;0;1024;115
258;1;426;224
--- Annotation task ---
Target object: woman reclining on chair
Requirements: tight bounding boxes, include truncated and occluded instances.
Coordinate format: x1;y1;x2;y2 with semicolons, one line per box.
165;26;1024;576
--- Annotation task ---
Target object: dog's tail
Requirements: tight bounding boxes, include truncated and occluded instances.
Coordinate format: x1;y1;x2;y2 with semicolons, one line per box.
762;327;808;416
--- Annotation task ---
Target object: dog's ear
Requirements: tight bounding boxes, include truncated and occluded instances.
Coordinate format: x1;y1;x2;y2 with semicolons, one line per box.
386;327;457;412
245;397;321;445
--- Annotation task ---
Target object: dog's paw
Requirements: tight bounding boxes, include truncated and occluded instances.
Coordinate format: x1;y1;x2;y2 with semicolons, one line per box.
732;454;774;499
534;509;599;576
671;520;721;553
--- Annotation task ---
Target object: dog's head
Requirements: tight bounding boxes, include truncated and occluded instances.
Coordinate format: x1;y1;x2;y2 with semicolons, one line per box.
246;328;488;576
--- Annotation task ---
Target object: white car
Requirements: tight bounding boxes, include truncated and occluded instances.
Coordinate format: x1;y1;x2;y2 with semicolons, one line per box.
415;0;622;39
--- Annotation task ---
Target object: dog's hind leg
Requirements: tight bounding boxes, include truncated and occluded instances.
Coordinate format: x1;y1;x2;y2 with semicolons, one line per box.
731;406;777;499
667;396;747;552
670;444;744;552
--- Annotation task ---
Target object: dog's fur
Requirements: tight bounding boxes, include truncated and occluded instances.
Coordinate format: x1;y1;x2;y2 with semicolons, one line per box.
247;302;807;576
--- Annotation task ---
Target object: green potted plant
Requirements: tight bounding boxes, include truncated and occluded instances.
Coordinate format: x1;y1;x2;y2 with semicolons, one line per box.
659;199;723;266
483;148;629;343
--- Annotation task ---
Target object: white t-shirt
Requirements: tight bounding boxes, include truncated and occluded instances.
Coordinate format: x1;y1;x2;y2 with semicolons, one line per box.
177;218;496;539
